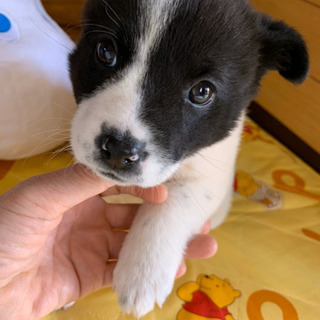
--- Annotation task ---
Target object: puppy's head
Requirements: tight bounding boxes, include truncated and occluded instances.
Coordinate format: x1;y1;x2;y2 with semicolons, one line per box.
69;0;308;187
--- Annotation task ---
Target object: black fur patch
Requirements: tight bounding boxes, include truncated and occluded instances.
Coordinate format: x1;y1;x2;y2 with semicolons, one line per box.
140;0;262;160
69;0;143;103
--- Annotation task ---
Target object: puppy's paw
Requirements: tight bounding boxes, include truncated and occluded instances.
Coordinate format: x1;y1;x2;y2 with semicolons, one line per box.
113;257;175;318
112;201;187;318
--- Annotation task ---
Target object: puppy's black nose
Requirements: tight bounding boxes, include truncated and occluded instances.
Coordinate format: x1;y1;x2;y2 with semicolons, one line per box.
101;136;146;170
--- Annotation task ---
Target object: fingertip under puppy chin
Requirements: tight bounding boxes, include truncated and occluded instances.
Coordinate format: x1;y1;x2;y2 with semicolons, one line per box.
71;163;113;188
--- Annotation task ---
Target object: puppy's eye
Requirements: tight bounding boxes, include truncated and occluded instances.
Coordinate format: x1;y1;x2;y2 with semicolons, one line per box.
96;40;117;66
189;81;215;106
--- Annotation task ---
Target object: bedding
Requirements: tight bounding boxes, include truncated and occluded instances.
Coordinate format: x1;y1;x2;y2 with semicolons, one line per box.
0;119;319;320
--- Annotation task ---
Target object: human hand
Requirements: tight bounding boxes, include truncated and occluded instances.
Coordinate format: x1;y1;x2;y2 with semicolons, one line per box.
176;220;217;278
0;164;217;320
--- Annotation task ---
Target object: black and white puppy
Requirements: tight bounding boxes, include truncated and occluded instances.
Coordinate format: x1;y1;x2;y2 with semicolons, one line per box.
69;0;308;317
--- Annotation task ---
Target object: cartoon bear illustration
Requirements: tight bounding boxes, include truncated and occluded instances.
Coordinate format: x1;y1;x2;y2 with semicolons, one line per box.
176;274;241;320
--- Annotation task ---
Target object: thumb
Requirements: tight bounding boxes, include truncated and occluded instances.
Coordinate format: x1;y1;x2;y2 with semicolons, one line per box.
1;164;113;220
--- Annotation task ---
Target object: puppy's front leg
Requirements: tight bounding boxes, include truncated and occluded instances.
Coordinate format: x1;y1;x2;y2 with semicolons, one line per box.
113;181;214;318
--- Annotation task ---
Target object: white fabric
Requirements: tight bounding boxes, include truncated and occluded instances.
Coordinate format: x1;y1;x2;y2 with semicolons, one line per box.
0;0;76;159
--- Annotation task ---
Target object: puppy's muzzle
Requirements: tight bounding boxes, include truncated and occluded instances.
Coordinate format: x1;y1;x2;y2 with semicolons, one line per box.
99;134;148;171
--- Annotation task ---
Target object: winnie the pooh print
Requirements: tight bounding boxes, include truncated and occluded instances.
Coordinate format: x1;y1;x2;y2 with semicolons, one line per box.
177;274;241;320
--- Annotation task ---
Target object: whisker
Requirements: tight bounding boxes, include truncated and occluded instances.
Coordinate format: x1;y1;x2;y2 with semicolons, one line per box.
196;152;227;172
102;0;129;43
63;23;82;34
23;127;71;156
103;0;121;29
197;151;225;164
53;143;72;155
80;23;118;33
82;29;119;40
44;143;73;167
104;0;123;25
30;128;71;138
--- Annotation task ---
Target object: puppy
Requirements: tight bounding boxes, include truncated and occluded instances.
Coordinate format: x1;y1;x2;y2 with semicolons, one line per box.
69;0;308;317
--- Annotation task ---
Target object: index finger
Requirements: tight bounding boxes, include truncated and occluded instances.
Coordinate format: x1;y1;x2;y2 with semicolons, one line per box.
1;164;114;220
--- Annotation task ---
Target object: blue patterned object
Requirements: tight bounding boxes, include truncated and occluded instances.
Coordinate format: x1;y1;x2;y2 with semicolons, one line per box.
0;13;10;32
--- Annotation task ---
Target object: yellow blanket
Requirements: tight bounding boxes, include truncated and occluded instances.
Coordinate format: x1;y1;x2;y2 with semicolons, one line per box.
1;119;319;320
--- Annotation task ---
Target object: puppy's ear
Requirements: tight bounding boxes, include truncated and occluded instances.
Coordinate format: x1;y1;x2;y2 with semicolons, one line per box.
259;15;309;84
